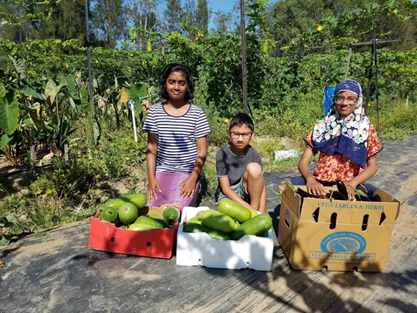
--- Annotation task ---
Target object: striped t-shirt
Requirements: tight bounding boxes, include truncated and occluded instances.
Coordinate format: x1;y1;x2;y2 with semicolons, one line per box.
143;102;211;173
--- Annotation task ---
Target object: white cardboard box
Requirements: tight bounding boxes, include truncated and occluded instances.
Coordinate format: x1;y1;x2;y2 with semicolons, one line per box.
176;206;274;271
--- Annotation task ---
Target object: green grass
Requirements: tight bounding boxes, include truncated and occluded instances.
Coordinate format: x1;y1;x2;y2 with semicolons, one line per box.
368;100;417;139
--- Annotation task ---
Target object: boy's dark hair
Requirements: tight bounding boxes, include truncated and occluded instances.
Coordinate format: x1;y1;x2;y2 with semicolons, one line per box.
229;113;254;132
159;63;194;102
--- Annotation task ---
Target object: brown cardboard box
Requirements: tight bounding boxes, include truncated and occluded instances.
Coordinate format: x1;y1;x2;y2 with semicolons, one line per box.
278;184;400;272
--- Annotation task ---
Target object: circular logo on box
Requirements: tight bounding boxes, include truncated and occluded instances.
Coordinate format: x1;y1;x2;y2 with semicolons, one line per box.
320;232;367;254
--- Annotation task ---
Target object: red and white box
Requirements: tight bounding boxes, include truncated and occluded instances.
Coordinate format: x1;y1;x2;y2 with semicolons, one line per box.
89;204;181;259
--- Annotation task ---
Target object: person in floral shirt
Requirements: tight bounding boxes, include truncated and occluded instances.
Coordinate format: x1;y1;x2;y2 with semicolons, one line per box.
291;79;383;199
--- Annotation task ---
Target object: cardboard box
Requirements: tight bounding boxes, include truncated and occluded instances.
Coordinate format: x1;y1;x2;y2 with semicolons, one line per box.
88;204;180;259
278;184;400;272
176;206;274;271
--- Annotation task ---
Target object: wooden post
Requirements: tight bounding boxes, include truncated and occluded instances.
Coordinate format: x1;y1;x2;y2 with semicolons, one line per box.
64;144;69;162
240;0;248;114
364;38;375;116
373;39;380;131
30;145;36;168
344;45;352;80
85;0;95;144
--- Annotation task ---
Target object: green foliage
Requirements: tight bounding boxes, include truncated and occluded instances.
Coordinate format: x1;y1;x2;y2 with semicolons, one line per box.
0;112;148;241
201;157;218;203
0;89;19;135
163;0;183;33
92;0;126;49
1;34;415;124
195;0;209;35
0;187;97;236
270;0;342;54
0;194;36;245
70;116;147;180
276;0;417;54
193;70;229;146
31;0;87;45
252;136;284;162
0;213;19;246
0;0;57;45
368;98;417;139
263;155;302;173
101;132;147;179
197;31;243;114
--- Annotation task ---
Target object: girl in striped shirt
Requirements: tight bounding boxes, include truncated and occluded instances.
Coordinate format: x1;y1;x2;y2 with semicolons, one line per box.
143;63;211;207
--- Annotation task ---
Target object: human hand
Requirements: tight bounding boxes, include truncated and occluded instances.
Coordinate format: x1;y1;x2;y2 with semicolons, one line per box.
306;177;327;196
147;178;161;201
346;183;357;200
179;176;196;198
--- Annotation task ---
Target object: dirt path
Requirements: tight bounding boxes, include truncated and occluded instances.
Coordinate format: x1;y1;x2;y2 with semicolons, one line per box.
1;135;417;313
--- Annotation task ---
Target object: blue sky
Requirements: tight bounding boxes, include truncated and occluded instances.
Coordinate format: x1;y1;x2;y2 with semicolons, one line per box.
154;0;275;31
206;0;274;30
207;0;239;30
208;0;237;13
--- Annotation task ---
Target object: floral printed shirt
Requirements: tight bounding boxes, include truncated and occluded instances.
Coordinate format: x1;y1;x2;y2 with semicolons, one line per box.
305;123;383;183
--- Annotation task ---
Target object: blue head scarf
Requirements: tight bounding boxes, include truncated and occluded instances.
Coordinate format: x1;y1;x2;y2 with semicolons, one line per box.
311;79;370;168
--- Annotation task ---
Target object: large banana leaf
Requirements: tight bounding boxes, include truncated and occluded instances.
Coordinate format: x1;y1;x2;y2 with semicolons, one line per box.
22;83;47;104
61;87;81;115
8;56;28;82
45;79;66;109
0;132;20;149
0;133;13;148
18;103;44;130
0;90;19;135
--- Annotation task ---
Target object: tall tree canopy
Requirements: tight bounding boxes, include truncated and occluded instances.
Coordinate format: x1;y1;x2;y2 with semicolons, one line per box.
31;0;89;44
123;0;162;51
92;0;126;48
0;0;415;52
163;0;209;37
195;0;209;34
269;0;343;55
269;0;417;55
164;0;182;33
0;0;59;43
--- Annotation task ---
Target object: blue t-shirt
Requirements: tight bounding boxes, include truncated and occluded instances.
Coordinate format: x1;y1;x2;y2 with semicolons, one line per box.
143;102;210;173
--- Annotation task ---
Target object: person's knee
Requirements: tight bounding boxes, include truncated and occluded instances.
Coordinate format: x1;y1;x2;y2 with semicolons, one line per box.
290;176;306;185
245;162;263;179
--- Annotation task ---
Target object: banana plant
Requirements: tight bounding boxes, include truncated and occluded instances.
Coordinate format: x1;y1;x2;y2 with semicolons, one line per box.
0;129;23;166
94;73;130;129
0;56;28;135
43;78;80;153
0;56;28;164
0;83;50;165
0;88;19;136
1;55;82;162
0;215;18;246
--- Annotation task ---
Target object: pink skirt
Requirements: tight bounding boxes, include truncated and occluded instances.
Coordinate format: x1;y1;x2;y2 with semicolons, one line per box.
146;172;201;209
